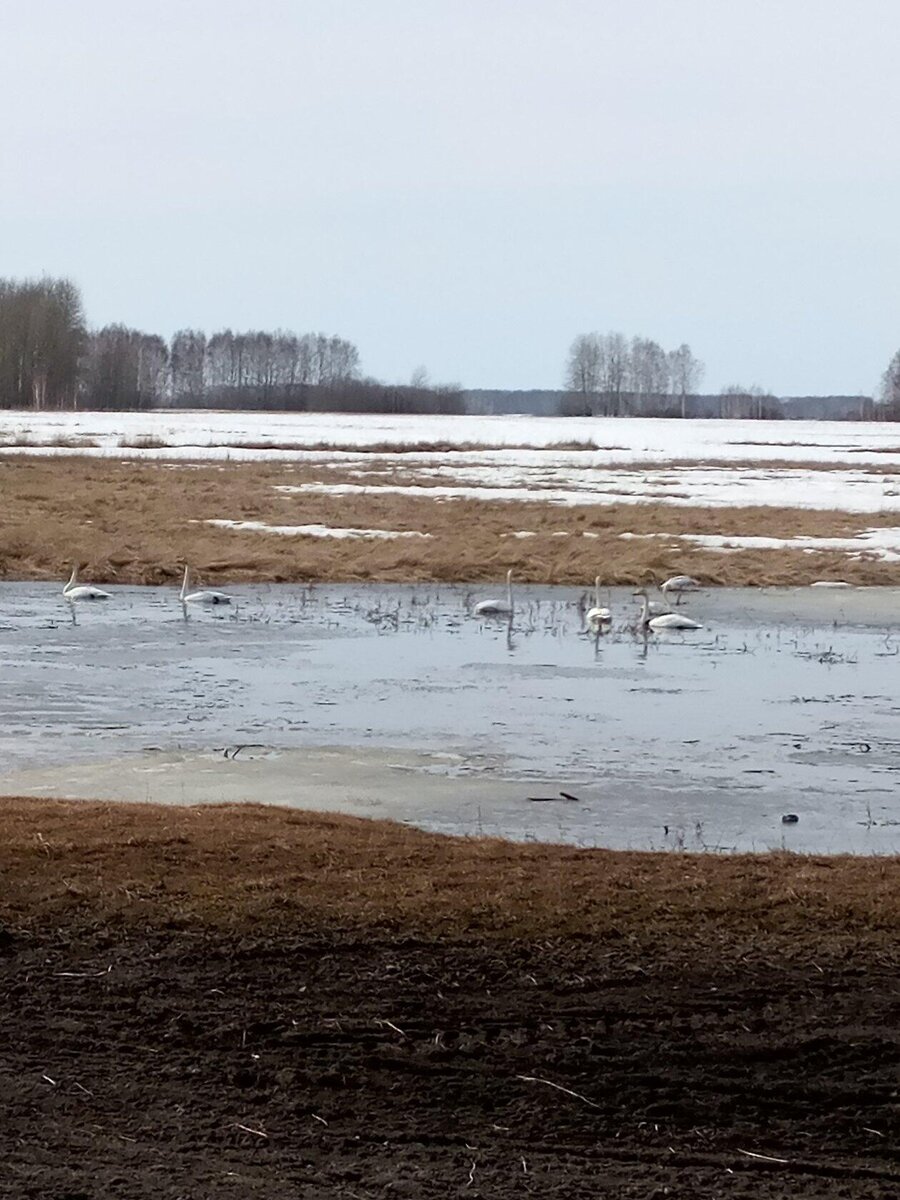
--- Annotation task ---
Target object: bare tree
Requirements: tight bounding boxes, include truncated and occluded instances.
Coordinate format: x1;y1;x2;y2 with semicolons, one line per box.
564;334;602;413
82;326;168;409
718;383;781;420
170;329;208;404
600;332;629;416
880;349;900;409
0;276;85;409
629;337;670;414
668;344;705;418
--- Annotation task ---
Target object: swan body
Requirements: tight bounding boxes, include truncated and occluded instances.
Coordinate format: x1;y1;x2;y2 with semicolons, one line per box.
648;611;703;631
634;589;702;631
63;566;110;602
660;574;700;605
180;565;232;612
586;576;611;631
474;569;513;617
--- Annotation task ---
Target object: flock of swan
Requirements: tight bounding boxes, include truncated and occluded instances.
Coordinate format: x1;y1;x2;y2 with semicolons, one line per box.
63;565;232;621
61;563;704;633
472;570;703;632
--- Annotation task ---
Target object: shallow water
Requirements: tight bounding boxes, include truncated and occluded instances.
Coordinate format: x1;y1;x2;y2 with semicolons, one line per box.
2;582;899;853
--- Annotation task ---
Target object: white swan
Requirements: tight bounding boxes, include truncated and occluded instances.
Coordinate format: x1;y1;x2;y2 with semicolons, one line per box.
63;565;110;603
180;565;233;617
660;574;700;605
474;569;513;616
586;576;611;631
634;589;702;631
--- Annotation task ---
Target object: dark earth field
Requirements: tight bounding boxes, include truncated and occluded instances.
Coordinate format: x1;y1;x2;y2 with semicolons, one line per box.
1;800;897;1198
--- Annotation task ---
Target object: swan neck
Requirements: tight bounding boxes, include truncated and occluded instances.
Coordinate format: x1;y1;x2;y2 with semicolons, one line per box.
65;566;77;591
181;566;189;599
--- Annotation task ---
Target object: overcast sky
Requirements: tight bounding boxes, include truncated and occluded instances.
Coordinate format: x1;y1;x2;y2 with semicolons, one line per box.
2;0;898;394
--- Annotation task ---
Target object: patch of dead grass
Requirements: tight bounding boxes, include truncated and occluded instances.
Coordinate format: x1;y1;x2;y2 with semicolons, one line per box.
2;455;900;586
1;799;896;944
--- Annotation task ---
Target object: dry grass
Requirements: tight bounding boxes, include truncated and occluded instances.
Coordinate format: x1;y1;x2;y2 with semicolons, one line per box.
2;455;900;586
116;433;168;449
2;799;896;944
0;433;99;449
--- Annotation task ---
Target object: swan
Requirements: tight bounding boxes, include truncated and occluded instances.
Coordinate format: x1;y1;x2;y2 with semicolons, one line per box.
180;565;233;617
634;589;702;631
63;565;110;603
586;576;611;631
474;569;513;616
660;574;700;605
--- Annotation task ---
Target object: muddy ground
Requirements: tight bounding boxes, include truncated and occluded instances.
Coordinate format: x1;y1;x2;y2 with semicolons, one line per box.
1;801;897;1198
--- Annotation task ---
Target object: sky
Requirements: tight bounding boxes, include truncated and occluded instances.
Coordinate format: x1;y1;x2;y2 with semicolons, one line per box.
1;0;898;395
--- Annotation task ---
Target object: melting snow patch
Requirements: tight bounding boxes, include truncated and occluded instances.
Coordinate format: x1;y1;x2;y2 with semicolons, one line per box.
619;529;900;562
206;519;432;540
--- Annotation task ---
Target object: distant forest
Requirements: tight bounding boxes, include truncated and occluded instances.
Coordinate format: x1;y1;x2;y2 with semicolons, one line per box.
0;276;895;420
0;277;463;415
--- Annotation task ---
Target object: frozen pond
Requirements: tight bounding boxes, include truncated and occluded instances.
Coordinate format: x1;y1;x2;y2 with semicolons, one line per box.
1;582;899;854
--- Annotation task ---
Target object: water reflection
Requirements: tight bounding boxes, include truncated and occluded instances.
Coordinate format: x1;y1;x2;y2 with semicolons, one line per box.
1;582;899;853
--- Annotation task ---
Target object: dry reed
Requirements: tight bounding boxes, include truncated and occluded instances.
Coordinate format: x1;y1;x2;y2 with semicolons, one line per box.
2;455;899;586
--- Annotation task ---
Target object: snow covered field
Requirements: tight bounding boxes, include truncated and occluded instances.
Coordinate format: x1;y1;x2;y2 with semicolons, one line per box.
3;410;900;461
4;410;900;512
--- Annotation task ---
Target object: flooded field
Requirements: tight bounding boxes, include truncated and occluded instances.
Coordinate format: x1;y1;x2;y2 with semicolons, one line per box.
2;582;899;853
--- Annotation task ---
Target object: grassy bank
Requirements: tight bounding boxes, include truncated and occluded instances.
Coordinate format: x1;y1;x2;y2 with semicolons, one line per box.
2;798;897;944
2;455;900;586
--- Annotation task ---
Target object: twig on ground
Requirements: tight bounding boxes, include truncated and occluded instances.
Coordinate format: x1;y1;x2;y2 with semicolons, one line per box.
375;1018;407;1038
466;1161;476;1187
516;1074;601;1109
233;1122;268;1139
737;1148;790;1164
52;965;112;979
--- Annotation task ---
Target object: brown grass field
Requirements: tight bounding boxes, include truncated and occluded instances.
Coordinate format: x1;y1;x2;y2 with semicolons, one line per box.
2;454;900;586
1;799;898;1197
4;799;897;938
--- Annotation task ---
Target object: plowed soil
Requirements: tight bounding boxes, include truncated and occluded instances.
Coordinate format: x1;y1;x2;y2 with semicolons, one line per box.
1;800;898;1198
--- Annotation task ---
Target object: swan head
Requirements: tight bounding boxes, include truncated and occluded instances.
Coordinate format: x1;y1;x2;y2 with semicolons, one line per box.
506;568;513;582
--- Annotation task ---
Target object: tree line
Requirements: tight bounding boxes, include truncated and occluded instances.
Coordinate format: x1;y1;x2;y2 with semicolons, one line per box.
0;276;463;414
563;332;707;417
562;332;896;420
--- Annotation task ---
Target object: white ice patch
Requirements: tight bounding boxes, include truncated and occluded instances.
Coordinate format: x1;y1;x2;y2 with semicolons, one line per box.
206;520;432;540
618;528;900;562
272;466;900;513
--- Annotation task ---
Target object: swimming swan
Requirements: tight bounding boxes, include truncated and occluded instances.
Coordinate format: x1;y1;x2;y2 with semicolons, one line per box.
660;574;701;605
63;565;110;603
474;569;513;617
180;565;233;617
586;576;611;631
634;588;702;631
